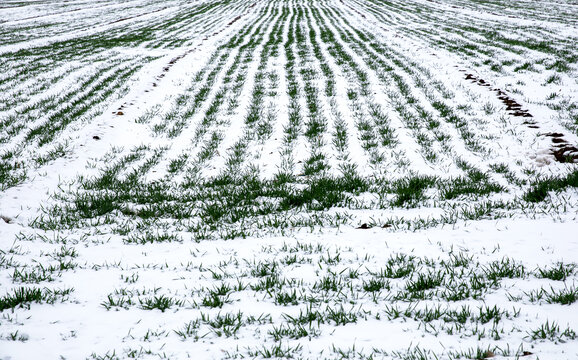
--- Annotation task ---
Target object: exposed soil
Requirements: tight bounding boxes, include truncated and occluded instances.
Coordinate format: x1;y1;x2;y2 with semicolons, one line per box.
340;0;367;19
0;215;13;224
463;72;578;163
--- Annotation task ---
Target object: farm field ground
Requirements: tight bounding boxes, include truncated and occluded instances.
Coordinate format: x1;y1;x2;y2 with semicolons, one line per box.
1;0;578;359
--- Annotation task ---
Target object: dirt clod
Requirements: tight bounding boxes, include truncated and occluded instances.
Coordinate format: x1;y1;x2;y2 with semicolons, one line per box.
1;215;13;224
552;146;578;163
545;132;564;138
481;350;495;359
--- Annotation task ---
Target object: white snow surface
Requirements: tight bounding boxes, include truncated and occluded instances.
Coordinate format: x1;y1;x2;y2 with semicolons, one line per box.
1;0;578;359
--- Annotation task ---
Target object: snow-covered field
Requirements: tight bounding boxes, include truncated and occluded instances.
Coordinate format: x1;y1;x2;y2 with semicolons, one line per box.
1;0;578;359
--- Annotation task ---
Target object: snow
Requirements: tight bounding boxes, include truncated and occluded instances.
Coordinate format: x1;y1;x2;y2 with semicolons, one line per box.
1;0;578;359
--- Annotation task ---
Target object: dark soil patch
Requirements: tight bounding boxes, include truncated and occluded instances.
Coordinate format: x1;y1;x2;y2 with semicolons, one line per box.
552;146;578;163
463;72;578;163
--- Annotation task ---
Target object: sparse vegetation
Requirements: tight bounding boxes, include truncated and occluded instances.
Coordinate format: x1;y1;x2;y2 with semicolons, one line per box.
1;0;577;358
